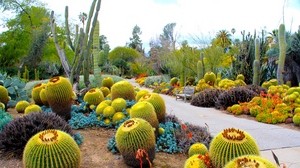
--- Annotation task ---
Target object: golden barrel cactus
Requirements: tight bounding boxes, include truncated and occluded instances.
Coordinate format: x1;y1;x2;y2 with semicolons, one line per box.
45;76;74;120
23;129;81;168
209;128;260;168
31;83;46;106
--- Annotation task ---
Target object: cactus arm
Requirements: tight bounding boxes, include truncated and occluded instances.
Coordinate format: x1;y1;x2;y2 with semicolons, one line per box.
49;11;71;78
252;38;260;85
83;0;101;87
277;24;287;85
65;6;75;51
93;21;101;83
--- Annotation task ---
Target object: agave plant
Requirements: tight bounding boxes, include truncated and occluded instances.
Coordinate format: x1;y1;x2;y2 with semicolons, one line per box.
0;73;29;107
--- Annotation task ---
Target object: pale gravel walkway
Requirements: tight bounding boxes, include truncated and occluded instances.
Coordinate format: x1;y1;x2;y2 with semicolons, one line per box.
129;79;300;167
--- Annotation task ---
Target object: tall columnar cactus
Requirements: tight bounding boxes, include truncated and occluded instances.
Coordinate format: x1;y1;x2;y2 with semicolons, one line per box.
197;52;205;80
209;128;260;168
46;76;74;121
252;38;260;85
93;21;101;84
277;24;287;85
23;129;81;168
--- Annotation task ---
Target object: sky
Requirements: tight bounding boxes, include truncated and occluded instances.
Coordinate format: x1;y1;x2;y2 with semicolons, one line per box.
2;0;300;51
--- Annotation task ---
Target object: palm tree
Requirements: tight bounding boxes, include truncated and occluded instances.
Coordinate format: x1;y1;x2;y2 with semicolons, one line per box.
79;12;87;28
213;30;232;48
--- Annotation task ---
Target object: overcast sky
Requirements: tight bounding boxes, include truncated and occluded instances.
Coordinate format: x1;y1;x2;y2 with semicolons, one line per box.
4;0;300;51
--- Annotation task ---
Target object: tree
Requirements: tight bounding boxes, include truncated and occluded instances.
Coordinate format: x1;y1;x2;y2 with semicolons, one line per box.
79;12;87;28
0;5;50;68
99;35;109;50
212;30;232;49
127;25;143;53
108;47;141;76
160;23;176;51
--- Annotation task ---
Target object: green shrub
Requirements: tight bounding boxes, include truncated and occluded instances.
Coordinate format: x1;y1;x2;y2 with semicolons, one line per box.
144;75;170;87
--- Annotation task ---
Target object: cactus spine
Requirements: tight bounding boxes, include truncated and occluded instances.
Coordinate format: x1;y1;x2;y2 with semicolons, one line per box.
252;38;260;85
277;24;287;85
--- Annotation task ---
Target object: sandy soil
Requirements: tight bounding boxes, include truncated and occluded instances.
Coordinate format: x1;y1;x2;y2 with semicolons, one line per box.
0;110;188;168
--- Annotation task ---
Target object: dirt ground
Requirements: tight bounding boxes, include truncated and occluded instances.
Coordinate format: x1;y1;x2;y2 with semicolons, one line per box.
0;110;188;168
1;108;299;168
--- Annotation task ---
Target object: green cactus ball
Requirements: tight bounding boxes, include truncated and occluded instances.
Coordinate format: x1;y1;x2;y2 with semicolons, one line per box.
224;155;277;168
23;129;81;168
293;113;300;126
15;100;30;113
188;142;208;157
24;104;42;115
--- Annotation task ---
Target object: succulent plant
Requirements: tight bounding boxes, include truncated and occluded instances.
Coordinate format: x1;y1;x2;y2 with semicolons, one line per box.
0;85;10;106
115;118;156;167
15;100;30;113
0;73;29;107
102;106;116;118
188;142;208;157
130;101;159;133
191;88;223;107
175;122;212;154
139;93;166;122
95;101;109;116
39;87;48;106
204;72;216;86
31;83;46;106
170;77;179;86
101;76;114;89
209;128;260;168
111;80;135;101
24;104;42;115
224;155;277;168
46;76;74;120
184;154;212;168
111;98;127;112
0;112;75;158
293;113;300;126
0;109;12;132
23;129;81;168
83;88;104;106
215;86;258;110
100;86;110;97
112;112;126;125
135;89;149;101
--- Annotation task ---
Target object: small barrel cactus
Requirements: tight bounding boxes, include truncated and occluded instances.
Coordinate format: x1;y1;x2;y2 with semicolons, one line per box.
102;77;114;89
139;93;166;122
0;85;9;106
111;98;127;112
31;83;46;106
184;154;212;168
83;88;104;106
293;113;300;126
204;72;216;86
224;155;277;168
209;128;260;168
188;142;208;157
115;118;156;167
39;87;49;106
23;129;81;168
111;80;135;101
130;101;159;133
15;100;30;113
24;104;42;115
135;89;149;101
